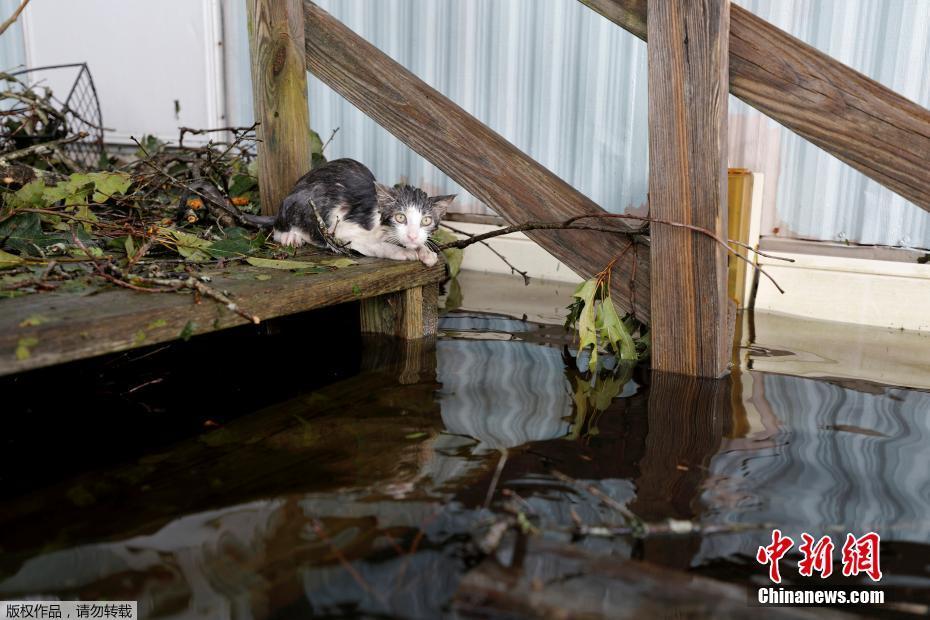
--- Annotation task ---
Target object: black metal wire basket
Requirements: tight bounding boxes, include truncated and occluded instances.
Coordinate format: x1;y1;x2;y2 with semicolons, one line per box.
7;63;105;169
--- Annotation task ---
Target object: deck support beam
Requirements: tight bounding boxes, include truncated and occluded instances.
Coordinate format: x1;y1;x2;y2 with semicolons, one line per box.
648;0;731;377
360;284;439;340
247;0;312;215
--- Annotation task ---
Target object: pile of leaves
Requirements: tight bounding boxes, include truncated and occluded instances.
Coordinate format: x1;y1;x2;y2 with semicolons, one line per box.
0;72;387;316
0;124;310;302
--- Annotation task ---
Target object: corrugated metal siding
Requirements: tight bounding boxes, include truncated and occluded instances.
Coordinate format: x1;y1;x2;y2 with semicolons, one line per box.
225;0;650;216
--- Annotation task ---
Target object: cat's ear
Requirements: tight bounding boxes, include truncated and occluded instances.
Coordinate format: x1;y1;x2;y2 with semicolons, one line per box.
429;194;456;217
375;183;396;205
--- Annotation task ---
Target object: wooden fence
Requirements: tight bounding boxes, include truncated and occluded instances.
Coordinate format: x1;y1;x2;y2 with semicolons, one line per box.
247;0;930;377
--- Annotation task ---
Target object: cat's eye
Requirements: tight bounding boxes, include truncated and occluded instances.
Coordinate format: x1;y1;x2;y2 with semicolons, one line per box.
393;213;407;224
421;216;432;226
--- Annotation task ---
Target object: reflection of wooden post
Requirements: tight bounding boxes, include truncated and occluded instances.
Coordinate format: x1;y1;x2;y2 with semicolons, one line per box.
648;0;731;377
247;0;311;215
631;371;731;568
360;283;439;340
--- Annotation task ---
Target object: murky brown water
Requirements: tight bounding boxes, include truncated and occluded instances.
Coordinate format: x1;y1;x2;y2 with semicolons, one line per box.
1;280;929;618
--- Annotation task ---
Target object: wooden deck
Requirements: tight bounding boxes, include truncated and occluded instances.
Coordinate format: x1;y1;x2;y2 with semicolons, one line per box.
0;251;444;376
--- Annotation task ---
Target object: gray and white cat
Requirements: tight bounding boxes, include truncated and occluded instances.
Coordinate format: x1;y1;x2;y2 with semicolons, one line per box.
270;159;454;266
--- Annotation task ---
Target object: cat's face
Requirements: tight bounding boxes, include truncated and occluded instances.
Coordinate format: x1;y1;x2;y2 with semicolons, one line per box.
376;184;455;249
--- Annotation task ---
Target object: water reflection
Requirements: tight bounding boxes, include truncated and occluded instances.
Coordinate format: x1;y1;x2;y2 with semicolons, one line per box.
1;309;929;617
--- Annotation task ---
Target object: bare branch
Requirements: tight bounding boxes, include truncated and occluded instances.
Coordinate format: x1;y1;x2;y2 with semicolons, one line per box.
0;0;31;38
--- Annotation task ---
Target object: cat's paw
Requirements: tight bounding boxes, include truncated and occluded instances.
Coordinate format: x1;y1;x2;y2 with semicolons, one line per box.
389;247;418;261
274;228;307;247
417;246;438;267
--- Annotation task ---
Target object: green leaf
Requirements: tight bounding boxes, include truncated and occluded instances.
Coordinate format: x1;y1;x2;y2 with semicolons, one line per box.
18;314;48;327
85;171;132;202
0;212;82;255
599;295;638;361
147;319;168;329
246;256;321;270
13;180;47;207
405;432;428;440
133;330;147;345
228;174;257;197
179;321;196;341
0;249;24;269
68;245;104;259
160;227;213;262
15;336;38;360
73;204;98;233
573;279;600;371
255;274;272;281
124;235;136;257
319;257;356;268
430;229;463;278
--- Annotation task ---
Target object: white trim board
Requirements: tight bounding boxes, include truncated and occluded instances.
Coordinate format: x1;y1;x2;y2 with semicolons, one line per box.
753;246;930;332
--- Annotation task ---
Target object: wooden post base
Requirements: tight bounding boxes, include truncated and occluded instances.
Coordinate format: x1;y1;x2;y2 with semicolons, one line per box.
360;283;439;340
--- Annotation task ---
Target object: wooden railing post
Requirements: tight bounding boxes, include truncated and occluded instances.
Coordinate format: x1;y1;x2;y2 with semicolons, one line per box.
248;0;312;215
648;0;731;377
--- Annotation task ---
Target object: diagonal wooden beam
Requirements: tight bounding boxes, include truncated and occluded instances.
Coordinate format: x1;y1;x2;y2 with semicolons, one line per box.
303;1;651;320
580;0;930;214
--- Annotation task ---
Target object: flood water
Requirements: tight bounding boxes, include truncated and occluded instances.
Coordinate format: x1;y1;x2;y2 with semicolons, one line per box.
1;273;929;618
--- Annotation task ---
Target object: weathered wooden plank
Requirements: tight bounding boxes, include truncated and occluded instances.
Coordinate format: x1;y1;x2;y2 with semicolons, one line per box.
648;0;731;377
248;0;312;215
360;283;439;340
303;1;651;321
580;0;930;214
0;253;443;376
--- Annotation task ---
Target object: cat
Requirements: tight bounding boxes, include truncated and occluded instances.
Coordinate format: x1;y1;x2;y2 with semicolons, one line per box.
269;159;454;267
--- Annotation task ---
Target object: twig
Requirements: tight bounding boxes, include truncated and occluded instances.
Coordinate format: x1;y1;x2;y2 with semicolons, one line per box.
483;449;509;509
568;212;790;294
0;0;31;38
130;135;252;227
320;127;340;154
72;232;259;324
0;131;88;162
440;223;530;284
310;519;387;606
436;221;638;250
550;469;644;535
101;263;260;325
436;214;790;295
178;123;259;146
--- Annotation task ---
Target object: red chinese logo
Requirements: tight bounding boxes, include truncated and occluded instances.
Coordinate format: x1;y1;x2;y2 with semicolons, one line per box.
756;530;882;583
798;533;834;578
841;532;882;582
756;529;794;584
